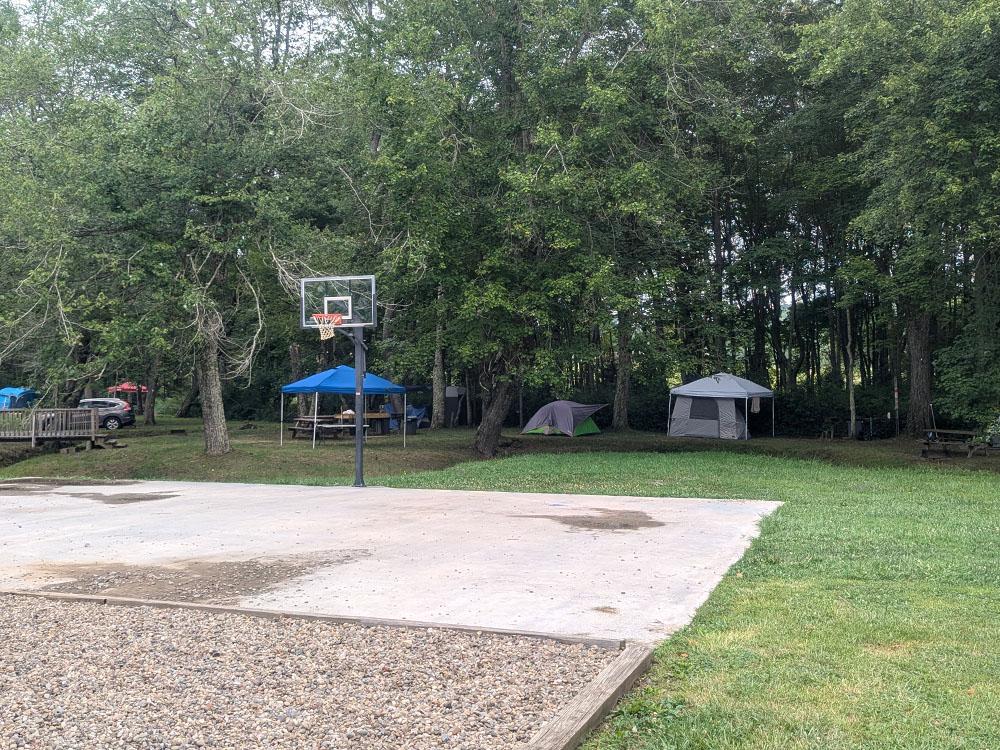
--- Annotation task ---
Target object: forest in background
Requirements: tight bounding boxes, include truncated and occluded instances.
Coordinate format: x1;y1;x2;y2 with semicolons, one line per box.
0;0;997;456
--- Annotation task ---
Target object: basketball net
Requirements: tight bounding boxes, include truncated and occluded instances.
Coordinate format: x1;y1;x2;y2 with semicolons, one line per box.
312;313;343;340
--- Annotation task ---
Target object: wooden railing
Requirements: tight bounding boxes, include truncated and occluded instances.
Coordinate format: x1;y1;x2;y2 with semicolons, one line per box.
0;408;98;446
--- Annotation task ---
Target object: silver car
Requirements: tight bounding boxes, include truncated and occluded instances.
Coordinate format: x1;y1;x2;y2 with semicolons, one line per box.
78;397;136;430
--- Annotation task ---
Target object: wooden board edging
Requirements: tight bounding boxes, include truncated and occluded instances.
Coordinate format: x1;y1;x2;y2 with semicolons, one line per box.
0;589;624;651
527;642;654;750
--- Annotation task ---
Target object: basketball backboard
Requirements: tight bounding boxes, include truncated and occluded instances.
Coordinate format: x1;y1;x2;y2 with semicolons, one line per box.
300;275;376;330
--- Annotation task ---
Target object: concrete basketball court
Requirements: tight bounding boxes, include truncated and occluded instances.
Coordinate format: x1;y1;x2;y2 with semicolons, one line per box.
0;479;780;641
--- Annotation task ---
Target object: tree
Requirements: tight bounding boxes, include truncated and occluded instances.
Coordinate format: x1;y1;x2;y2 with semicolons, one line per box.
2;0;995;450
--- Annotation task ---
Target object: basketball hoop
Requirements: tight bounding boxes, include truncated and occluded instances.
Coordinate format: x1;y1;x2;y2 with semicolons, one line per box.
297;275;376;489
311;312;343;340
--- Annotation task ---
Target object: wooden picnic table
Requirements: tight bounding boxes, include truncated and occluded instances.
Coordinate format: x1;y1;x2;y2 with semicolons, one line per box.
331;411;391;421
289;415;369;440
921;429;979;458
332;412;391;435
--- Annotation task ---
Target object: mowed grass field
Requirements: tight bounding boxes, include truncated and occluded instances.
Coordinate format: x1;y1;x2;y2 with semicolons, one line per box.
2;415;995;483
2;421;999;748
392;452;1000;749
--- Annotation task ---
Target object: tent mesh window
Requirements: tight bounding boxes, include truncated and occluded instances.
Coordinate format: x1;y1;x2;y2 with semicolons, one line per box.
689;397;720;421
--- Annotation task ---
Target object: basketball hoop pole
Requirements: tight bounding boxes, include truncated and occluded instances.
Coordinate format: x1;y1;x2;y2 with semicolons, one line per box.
300;274;375;486
353;327;366;487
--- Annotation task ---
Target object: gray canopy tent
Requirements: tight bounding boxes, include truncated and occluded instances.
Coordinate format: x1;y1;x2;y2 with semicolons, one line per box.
668;373;774;440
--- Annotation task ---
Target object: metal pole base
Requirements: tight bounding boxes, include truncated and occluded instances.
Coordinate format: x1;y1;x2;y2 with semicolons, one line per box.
354;328;366;488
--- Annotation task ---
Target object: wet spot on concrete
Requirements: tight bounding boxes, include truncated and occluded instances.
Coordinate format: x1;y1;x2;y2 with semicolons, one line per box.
67;492;177;505
517;507;664;531
0;480;171;504
0;483;50;496
0;479;140;496
35;551;369;604
593;606;619;614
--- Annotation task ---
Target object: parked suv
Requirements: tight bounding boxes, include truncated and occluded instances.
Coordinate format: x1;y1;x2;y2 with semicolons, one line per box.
78;398;136;430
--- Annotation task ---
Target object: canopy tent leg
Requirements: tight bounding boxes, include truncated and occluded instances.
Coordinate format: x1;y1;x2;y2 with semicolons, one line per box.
403;391;407;448
666;394;673;436
745;396;749;440
771;397;775;437
279;393;284;446
312;391;318;449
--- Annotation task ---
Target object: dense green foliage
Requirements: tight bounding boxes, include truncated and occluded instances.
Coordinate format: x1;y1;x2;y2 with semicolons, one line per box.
1;0;997;453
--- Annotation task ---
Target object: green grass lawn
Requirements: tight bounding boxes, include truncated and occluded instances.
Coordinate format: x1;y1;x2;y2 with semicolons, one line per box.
0;441;41;471
389;452;1000;749
3;416;996;483
0;418;481;483
2;424;998;747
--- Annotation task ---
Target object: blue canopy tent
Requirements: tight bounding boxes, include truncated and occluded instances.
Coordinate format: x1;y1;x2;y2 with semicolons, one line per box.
0;387;39;410
280;365;407;448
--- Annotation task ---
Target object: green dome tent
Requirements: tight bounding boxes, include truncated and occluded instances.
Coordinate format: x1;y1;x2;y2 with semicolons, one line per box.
521;400;606;437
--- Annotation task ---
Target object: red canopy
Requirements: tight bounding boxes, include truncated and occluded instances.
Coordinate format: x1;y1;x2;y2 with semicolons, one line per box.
107;382;148;394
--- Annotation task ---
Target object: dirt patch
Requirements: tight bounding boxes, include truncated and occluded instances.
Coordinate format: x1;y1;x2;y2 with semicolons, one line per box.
592;606;619;614
864;640;919;657
517;507;665;531
36;551;368;603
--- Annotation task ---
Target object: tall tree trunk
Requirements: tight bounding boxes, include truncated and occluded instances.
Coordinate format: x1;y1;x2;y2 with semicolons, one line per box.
473;377;514;458
431;289;446;429
905;311;933;436
769;288;788;390
828;299;842;385
289;342;307;418
788;286;806;384
747;292;769;385
175;366;199;418
381;302;394;340
465;370;474;426
612;309;632;430
846;306;856;438
710;190;727;366
143;355;160;426
196;340;231;455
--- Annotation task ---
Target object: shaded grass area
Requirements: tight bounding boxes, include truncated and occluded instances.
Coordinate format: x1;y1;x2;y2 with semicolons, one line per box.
0;418;474;484
387;453;1000;750
0;442;40;471
2;416;997;483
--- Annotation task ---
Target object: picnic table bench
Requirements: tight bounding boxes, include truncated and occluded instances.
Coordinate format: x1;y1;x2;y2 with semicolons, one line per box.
968;441;1000;457
920;429;979;458
341;411;392;436
289;415;369;441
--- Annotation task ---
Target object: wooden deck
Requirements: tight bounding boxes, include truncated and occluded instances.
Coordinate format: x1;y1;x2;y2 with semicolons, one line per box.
0;408;100;447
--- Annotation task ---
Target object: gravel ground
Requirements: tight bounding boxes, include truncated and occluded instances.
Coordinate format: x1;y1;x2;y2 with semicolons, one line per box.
0;595;615;750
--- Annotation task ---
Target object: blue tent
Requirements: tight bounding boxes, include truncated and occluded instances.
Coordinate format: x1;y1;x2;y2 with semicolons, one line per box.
0;387;39;410
279;366;408;448
281;365;405;395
